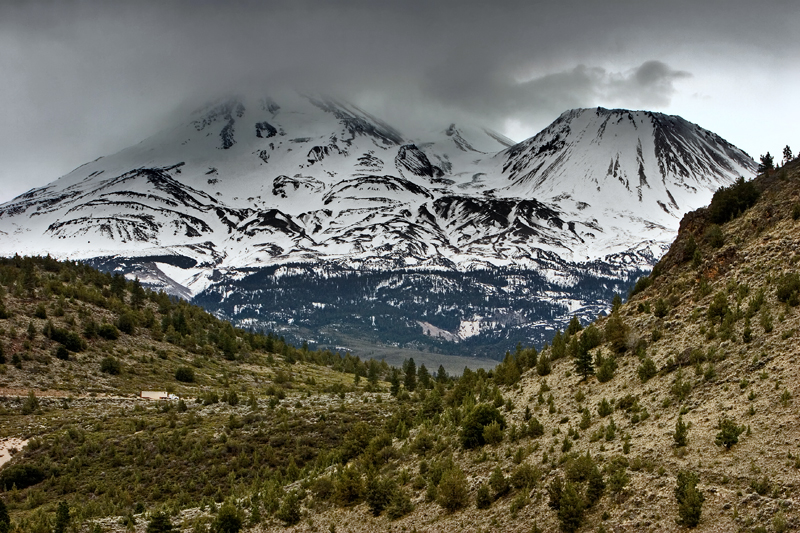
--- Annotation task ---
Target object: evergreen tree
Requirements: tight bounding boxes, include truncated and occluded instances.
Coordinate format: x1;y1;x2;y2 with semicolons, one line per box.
417;364;432;389
557;481;585;533
0;498;10;533
146;511;175;533
476;484;491;509
367;361;380;386
783;145;794;165
275;492;300;526
365;475;396;516
715;418;744;449
437;466;469;513
489;466;510;498
758;152;774;173
585;466;605;507
566;315;583;335
54;501;70;533
131;277;146;309
389;368;401;396
436;364;448;383
403;358;417;392
674;415;688;447
675;471;704;528
574;346;594;381
611;294;622;313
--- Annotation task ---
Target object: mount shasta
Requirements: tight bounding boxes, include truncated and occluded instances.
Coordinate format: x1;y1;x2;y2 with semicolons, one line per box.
0;94;756;357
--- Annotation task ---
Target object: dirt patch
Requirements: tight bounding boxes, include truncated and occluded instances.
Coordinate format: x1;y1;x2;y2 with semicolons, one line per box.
0;437;28;468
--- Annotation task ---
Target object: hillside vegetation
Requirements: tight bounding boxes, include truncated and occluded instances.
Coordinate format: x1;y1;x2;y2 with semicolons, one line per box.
1;158;799;532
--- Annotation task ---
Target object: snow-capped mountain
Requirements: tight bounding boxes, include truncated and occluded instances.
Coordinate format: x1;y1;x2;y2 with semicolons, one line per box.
0;94;756;356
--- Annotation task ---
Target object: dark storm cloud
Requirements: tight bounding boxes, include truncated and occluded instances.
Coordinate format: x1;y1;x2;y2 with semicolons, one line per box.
0;0;798;200
420;60;692;129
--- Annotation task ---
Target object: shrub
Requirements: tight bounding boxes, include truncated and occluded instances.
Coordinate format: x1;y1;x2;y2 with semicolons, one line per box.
511;463;540;490
117;312;137;335
653;298;670;318
100;356;122;375
708;176;759;224
704;224;725;248
482;420;504;446
637;357;657;382
527;417;544;438
715;418;745;449
334;468;363;506
146;511;175;533
707;292;729;323
0;463;46;490
385;488;414;519
97;323;120;340
489;467;510;498
437;466;469;513
365;475;396;516
606;463;630;495
604;313;628;353
682;235;697;262
476;484;491;509
175;366;195;383
675;471;704;528
21;390;39;415
275;492;300;526
776;273;800;306
44;322;87;351
585;466;605;507
597;398;613;417
594;352;617;383
461;403;506;449
629;276;652;297
547;475;564;510
215;503;244;532
339;422;374;464
33;303;47;319
565;453;595;483
55;345;70;361
536;354;551;376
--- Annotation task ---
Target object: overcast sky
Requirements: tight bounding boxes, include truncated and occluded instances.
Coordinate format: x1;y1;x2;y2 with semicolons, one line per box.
1;0;799;202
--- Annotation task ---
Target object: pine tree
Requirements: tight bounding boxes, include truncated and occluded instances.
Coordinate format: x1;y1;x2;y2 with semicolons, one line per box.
585;465;605;507
674;415;688;447
0;498;10;533
783;145;793;165
389;369;400;396
675;471;704;528
557;481;585;533
436;364;448;383
403;358;417;392
715;418;744;449
146;511;175;533
566;315;583;335
54;501;70;533
417;364;431;389
758;152;774;173
574;347;594;381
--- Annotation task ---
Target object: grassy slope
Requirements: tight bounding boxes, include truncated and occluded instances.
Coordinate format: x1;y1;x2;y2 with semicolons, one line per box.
0;161;799;532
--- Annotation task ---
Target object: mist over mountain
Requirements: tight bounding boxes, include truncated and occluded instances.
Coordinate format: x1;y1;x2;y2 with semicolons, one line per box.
0;93;755;358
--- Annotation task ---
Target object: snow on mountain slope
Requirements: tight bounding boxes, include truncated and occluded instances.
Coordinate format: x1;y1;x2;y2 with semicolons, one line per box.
0;96;757;355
